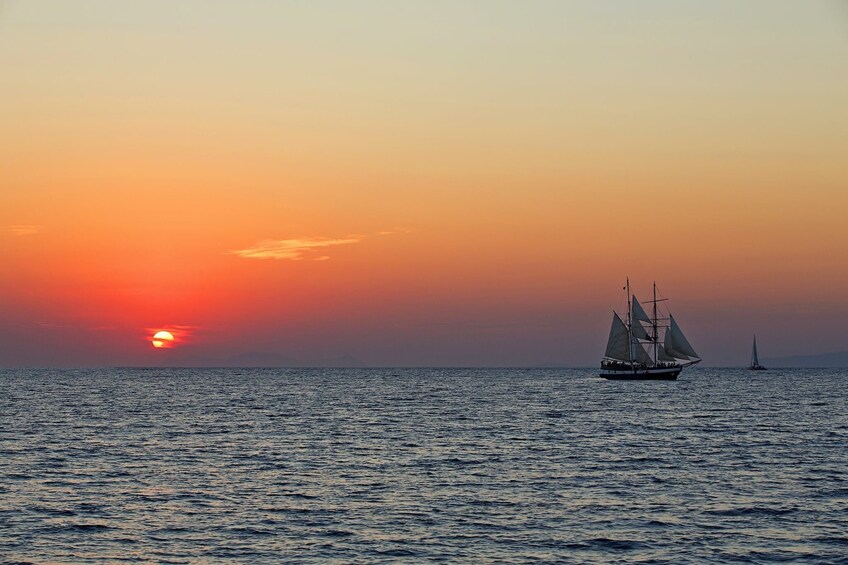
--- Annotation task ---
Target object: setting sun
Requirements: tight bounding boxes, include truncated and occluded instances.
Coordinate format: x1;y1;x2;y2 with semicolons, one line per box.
151;331;175;349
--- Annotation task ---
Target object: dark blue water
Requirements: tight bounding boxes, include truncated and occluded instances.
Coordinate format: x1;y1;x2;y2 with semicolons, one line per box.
1;368;846;563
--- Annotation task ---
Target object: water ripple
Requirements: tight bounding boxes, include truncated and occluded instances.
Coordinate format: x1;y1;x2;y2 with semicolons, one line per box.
0;367;846;562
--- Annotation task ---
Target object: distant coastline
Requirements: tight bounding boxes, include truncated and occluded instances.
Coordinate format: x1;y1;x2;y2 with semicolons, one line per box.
762;350;848;368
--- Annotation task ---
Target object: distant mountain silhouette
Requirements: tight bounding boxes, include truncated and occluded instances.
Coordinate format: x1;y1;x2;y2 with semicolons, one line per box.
763;350;848;368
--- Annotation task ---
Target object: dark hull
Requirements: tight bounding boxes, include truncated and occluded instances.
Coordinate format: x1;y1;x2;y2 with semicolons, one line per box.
748;366;767;371
600;366;682;380
602;372;679;380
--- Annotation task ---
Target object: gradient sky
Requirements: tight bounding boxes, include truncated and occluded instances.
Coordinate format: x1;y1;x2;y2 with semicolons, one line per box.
2;1;847;366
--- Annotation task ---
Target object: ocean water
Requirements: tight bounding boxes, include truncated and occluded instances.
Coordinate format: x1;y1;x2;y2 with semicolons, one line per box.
1;368;846;564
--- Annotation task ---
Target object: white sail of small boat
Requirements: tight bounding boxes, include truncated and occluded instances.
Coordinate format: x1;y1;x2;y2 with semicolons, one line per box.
748;334;766;370
600;279;701;380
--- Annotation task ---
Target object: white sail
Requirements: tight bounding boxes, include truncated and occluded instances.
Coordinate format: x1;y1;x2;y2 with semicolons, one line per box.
631;320;650;340
657;343;676;362
667;314;699;359
632;339;652;364
631;296;652;323
604;312;631;362
751;335;760;366
664;329;686;359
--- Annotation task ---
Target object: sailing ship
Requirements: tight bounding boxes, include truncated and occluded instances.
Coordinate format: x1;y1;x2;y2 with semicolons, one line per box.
748;335;766;370
600;279;701;380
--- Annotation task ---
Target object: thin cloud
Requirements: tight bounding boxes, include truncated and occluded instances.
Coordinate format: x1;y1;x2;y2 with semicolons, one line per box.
378;227;412;236
230;237;362;261
144;325;197;348
35;321;71;329
394;320;567;330
6;225;40;236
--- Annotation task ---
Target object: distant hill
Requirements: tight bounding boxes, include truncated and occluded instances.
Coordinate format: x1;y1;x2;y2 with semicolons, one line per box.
762;350;848;368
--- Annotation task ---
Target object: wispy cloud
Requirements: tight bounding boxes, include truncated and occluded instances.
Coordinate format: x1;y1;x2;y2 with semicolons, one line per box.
144;325;197;348
230;229;408;261
35;322;118;331
378;227;411;236
35;321;71;329
230;236;362;261
394;320;567;330
6;225;40;236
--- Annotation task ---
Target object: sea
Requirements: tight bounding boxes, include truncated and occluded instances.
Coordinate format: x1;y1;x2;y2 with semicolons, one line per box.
1;367;846;563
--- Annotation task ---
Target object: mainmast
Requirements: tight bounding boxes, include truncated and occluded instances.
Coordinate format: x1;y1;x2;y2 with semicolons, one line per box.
626;277;633;367
652;281;658;365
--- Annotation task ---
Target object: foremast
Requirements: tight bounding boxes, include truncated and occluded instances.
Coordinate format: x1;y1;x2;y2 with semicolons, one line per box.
651;281;659;365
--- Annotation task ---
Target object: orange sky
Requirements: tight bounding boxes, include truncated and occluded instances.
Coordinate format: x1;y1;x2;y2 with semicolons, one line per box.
2;1;847;366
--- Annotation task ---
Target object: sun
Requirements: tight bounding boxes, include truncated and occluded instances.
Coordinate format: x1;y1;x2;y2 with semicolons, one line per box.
151;330;175;349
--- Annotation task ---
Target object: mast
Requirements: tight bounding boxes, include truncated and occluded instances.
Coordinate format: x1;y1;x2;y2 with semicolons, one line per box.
626;277;633;367
652;281;658;365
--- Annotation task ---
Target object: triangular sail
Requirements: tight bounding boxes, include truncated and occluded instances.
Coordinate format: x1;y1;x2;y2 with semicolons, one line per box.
632;339;652;364
664;329;689;360
657;343;676;362
751;335;759;367
667;314;699;359
631;296;651;323
631;320;650;340
604;312;631;362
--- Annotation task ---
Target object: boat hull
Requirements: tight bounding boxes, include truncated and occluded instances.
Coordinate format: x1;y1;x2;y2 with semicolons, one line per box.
600;365;681;380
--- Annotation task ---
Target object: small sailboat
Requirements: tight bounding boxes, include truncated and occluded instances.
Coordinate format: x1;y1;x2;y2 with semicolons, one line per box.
600;279;701;380
748;335;766;370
